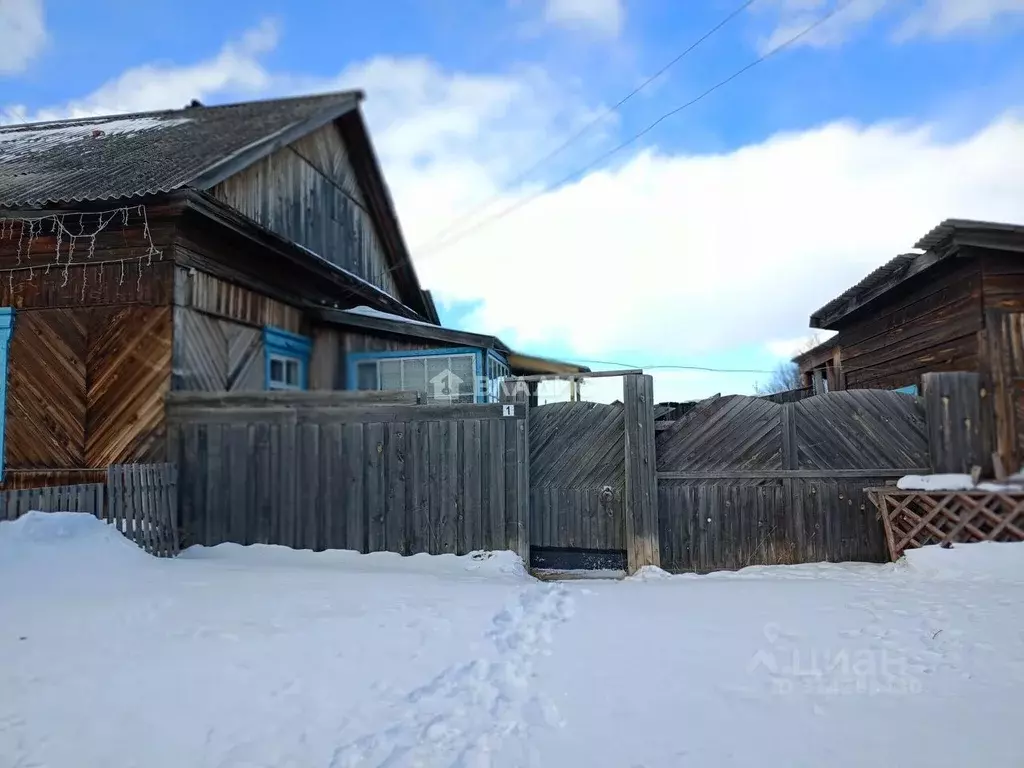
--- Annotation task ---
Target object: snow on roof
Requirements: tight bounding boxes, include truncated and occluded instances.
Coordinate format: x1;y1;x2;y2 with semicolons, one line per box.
0;116;193;156
344;305;437;327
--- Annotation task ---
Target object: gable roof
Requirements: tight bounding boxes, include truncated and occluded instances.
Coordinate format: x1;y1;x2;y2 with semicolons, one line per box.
808;218;1024;330
0;92;362;207
0;91;440;323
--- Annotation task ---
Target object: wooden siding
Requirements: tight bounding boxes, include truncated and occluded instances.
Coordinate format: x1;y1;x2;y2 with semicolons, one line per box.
980;251;1024;313
4;305;171;475
529;401;626;552
173;267;302;333
834;260;983;390
309;325;446;390
656;392;930;571
173;307;264;392
984;310;1024;471
211;123;399;298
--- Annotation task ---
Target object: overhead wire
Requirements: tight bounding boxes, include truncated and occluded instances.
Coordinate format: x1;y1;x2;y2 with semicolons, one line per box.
412;0;761;252
416;0;863;259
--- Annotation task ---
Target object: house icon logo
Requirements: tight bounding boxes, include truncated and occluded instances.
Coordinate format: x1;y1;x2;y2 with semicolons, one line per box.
429;368;464;400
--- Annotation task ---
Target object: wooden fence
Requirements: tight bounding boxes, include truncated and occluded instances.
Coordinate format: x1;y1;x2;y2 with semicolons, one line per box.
0;463;180;557
166;391;529;560
656;390;930;571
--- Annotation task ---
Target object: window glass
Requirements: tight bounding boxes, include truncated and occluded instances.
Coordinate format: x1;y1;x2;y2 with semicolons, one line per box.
270;357;284;383
401;357;427;392
356;361;378;390
379;359;402;390
285;359;299;387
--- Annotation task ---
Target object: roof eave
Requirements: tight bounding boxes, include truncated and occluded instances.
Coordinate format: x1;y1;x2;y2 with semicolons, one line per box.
314;306;505;351
183;189;421;319
336;108;439;324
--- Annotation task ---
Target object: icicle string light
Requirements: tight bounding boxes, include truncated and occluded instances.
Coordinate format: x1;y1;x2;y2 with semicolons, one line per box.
0;205;163;296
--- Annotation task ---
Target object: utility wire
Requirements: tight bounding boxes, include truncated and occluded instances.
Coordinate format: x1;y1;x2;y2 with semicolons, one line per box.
564;359;777;374
417;0;862;259
413;0;761;252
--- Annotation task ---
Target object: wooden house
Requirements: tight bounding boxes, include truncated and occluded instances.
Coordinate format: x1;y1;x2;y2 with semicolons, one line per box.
795;218;1024;468
0;91;586;488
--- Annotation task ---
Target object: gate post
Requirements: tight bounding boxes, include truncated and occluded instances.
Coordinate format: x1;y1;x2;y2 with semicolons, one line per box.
501;381;531;565
623;373;660;572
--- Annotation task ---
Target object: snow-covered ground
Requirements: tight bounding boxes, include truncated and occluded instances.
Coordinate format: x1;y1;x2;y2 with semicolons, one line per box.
3;512;1024;767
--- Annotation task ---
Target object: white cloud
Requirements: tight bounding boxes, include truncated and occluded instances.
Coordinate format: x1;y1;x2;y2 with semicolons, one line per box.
758;0;1024;51
897;0;1024;39
536;0;625;37
1;18;278;123
0;0;46;75
5;28;1024;405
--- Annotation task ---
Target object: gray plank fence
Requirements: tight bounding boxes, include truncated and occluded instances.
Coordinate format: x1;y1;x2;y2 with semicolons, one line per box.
166;392;530;560
0;463;180;557
656;390;930;571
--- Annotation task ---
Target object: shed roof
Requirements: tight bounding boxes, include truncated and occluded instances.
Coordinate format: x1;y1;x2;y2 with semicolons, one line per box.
808;218;1024;330
0;92;362;207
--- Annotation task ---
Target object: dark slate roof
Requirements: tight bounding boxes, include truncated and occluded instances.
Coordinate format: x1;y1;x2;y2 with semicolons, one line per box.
809;253;918;329
914;218;1024;252
0;91;362;207
808;217;1024;330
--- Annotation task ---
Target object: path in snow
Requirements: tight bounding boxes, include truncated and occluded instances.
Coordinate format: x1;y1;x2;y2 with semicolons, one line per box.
2;514;1024;768
329;583;575;768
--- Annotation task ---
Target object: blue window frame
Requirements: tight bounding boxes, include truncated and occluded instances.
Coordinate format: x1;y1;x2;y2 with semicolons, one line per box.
0;308;13;481
346;347;509;403
263;326;311;390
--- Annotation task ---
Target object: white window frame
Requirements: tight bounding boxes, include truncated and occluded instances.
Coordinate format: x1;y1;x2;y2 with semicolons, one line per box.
268;353;303;391
355;352;479;404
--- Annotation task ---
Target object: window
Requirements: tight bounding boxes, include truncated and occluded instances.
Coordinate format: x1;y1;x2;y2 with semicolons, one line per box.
0;307;13;481
893;384;919;396
263;326;311;391
349;349;482;403
485;354;510;402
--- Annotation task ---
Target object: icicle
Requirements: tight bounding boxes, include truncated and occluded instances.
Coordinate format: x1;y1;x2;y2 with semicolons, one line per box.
15;223;24;264
137;255;143;293
119;259;125;286
81;264;88;302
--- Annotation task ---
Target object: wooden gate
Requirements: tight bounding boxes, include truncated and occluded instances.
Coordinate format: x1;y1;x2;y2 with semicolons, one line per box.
518;373;659;572
656;390;930;571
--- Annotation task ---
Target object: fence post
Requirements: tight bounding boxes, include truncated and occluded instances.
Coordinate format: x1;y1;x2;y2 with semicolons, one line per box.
623;373;660;573
922;372;993;476
501;383;531;565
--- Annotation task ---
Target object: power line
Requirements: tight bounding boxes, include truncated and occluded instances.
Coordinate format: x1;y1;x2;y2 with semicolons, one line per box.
412;0;761;253
558;358;777;374
417;0;863;259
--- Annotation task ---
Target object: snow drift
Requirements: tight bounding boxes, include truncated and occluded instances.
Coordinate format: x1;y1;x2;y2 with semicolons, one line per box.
0;510;148;566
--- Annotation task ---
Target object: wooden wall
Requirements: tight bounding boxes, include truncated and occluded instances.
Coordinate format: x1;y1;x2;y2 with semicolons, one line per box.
308;325;440;390
0;211;176;488
171;267;305;393
211;122;399;298
833;260;983;390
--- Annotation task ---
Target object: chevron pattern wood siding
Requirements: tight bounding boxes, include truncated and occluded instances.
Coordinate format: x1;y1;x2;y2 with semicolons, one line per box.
6;309;87;468
174;308;264;392
793;390;929;470
657;395;783;473
529;401;625;552
86;306;172;466
5;306;172;473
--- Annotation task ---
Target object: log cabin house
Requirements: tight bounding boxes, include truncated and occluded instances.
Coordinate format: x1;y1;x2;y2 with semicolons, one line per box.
0;91;586;489
794;218;1024;468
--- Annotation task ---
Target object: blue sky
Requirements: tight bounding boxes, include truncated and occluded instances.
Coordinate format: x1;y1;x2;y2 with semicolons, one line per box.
3;0;1024;401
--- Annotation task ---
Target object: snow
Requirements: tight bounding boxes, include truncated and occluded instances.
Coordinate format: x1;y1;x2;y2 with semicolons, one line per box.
898;472;1024;492
345;304;438;327
0;116;192;155
3;512;1024;767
